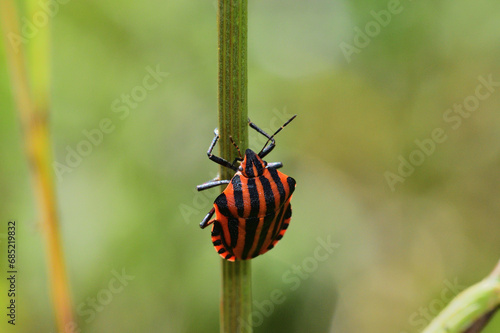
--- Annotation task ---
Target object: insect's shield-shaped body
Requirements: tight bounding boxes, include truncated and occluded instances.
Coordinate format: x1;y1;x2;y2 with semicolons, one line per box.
211;149;295;261
197;115;297;260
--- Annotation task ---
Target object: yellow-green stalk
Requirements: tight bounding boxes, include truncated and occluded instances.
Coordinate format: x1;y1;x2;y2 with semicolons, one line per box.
0;1;75;331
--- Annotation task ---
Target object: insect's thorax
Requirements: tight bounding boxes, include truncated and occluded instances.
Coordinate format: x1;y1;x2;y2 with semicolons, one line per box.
215;168;292;220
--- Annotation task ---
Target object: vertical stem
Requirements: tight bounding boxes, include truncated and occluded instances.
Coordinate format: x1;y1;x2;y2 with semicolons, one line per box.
218;1;251;332
0;1;32;128
0;1;75;331
26;0;50;117
222;261;252;333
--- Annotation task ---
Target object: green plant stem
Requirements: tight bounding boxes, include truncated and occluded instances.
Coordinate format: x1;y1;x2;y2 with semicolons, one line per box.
0;1;74;331
217;0;251;332
422;260;500;333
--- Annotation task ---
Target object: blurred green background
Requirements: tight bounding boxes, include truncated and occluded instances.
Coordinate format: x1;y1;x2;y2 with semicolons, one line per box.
1;0;499;332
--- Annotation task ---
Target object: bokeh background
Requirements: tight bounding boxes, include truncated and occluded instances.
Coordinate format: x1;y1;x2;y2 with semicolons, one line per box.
1;0;499;332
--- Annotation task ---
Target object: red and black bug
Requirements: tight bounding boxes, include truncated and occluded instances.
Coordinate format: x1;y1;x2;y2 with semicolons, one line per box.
197;116;297;261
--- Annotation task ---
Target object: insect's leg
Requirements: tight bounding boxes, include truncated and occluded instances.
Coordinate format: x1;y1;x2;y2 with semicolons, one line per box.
207;129;238;171
200;208;216;229
248;119;273;139
254;115;297;159
248;119;276;157
197;179;230;191
266;162;283;169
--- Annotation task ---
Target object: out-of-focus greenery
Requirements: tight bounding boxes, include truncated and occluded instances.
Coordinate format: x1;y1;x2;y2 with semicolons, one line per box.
1;0;499;332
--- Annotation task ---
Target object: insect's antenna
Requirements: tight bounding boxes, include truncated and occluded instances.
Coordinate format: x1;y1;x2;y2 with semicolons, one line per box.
229;136;243;160
259;115;297;155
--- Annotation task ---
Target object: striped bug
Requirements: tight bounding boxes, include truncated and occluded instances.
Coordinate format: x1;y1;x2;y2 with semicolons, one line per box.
197;116;297;261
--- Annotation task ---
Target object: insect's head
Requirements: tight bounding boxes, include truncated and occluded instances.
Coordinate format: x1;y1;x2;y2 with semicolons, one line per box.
238;149;266;178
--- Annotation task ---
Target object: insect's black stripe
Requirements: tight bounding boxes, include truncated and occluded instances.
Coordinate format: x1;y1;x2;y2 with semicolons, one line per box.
275;205;292;241
232;175;244;217
241;217;259;259
228;217;239;248
247;178;260;216
284;204;292;220
287;177;296;195
259;175;275;215
213;220;234;256
254;156;264;175
271;203;287;240
279;204;292;233
251;213;275;258
215;193;231;217
245;157;254;177
211;221;222;236
268;168;286;206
